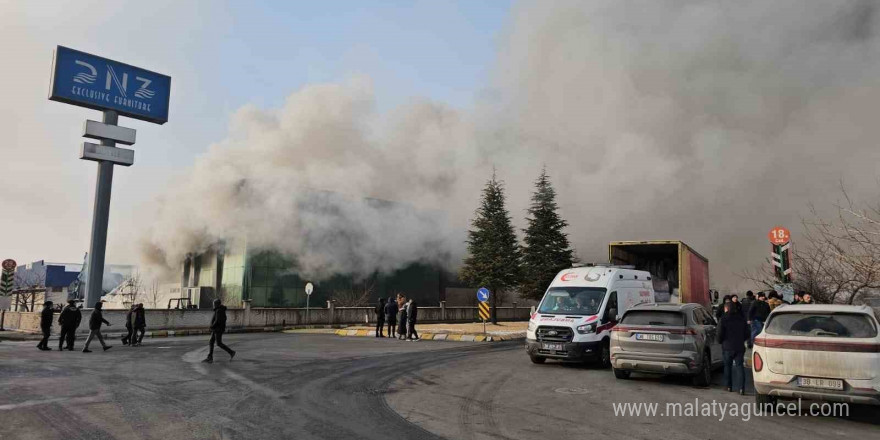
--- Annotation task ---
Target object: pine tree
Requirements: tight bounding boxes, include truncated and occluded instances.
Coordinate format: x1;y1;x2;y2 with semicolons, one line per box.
520;167;575;300
460;172;523;323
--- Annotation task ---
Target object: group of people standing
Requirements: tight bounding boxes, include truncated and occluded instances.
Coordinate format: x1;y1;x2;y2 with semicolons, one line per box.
714;289;816;395
374;293;419;341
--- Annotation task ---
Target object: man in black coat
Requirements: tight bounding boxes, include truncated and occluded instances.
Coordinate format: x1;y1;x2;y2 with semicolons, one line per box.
406;299;419;341
121;304;135;346
83;301;112;353
36;301;54;351
203;298;235;363
133;303;146;346
384;295;398;338
58;300;82;351
747;292;771;346
374;298;386;338
718;302;750;394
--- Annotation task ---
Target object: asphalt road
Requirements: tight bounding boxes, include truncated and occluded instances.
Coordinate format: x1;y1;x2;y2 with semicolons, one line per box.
0;333;876;440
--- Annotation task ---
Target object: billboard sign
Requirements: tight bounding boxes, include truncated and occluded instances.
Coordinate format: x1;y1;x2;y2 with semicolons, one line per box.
80;143;134;166
49;46;171;124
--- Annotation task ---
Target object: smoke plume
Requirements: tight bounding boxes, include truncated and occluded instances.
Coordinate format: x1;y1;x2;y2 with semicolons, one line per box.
142;1;880;289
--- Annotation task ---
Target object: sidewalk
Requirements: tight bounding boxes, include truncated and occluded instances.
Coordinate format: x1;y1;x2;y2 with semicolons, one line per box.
334;321;527;342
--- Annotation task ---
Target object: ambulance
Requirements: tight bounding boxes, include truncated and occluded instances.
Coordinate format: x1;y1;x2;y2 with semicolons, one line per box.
525;264;655;367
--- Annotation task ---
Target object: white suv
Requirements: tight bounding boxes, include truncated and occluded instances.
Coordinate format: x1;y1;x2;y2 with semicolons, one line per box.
752;304;880;406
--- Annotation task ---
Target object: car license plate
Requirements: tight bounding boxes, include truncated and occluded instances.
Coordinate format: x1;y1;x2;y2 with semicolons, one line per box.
542;343;563;351
635;333;664;342
798;377;843;390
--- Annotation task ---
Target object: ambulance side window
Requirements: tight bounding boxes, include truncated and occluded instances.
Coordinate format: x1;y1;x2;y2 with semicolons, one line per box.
604;291;618;322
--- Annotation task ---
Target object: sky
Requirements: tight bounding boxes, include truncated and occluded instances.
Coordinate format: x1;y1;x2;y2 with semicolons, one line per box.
0;0;511;267
3;1;880;292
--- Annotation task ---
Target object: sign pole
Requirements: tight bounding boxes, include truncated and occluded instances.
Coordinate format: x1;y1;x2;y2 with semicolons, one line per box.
84;110;117;308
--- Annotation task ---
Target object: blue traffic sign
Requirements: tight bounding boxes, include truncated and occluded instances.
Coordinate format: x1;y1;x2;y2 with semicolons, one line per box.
477;287;490;302
49;46;171;124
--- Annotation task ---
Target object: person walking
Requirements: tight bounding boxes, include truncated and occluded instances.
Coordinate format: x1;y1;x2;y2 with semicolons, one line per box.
747;292;771;347
58;300;82;351
406;298;419;341
133;303;146;346
800;293;814;304
397;294;408;340
37;301;54;351
715;295;731;320
374;298;386;337
83;301;112;353
121;304;135;346
203;299;235;363
718;302;750;395
384;295;397;338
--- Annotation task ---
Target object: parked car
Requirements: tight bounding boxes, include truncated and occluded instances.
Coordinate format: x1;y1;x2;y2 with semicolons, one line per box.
610;302;721;386
526;264;655;367
752;304;880;406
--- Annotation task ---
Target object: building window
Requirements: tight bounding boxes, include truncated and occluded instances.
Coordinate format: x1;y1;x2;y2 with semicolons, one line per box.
51;286;63;293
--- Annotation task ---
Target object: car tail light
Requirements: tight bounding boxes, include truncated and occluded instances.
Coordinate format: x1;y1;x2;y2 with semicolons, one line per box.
753;352;763;372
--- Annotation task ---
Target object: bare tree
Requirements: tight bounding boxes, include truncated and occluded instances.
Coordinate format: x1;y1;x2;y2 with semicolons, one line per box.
12;270;46;312
147;279;161;309
331;276;376;307
739;184;880;304
120;272;144;308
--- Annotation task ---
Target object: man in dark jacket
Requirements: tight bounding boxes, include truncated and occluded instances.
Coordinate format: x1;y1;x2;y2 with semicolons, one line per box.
718;302;750;394
374;298;386;337
58;300;82;351
83;301;112;353
121;304;135;346
203;298;235;363
384;296;397;338
406;299;419;341
397;294;408;340
37;301;54;351
133;303;146;346
747;292;771;346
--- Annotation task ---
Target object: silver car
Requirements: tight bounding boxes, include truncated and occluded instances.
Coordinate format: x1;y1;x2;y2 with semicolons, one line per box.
610;303;722;386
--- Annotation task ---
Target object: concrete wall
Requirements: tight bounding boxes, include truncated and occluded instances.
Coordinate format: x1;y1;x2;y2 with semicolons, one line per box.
0;302;530;334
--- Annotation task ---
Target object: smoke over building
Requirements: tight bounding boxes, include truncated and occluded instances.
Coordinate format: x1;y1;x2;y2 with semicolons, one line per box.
141;1;880;291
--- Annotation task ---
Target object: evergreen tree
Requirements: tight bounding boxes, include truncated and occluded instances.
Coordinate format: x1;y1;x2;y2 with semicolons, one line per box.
520;167;575;300
460;172;522;323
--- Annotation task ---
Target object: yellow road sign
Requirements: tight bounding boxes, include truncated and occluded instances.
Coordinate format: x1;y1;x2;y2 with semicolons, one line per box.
478;301;490;320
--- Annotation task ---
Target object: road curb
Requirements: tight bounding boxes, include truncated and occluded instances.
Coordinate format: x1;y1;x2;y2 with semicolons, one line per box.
333;329;525;342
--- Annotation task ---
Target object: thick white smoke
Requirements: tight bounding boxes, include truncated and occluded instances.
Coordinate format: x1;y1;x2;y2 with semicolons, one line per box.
142;1;880;289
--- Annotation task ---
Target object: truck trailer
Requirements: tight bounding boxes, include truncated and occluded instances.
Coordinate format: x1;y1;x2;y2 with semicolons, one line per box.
609;240;710;308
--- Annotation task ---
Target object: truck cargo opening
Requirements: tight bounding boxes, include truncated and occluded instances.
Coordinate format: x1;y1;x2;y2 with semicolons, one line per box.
609;241;710;308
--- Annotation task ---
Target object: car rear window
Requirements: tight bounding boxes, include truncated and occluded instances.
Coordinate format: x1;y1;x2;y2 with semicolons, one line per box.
765;312;878;338
621;311;686;326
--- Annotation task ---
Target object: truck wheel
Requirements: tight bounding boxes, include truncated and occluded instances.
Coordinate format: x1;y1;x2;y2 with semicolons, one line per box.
613;367;630;379
529;354;546;364
598;341;611;369
692;352;712;387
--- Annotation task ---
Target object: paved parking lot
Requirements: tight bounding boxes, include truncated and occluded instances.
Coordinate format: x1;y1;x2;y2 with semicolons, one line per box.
0;334;876;440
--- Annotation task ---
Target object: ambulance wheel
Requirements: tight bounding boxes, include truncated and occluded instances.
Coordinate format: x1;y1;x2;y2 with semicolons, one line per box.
529;355;546;364
613;367;630;379
598;340;611;369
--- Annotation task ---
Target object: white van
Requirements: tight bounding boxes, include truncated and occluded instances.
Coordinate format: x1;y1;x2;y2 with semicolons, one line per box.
526;265;655;367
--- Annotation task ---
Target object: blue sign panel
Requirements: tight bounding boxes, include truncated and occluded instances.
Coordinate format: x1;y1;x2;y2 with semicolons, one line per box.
49;46;171;124
477;287;490;302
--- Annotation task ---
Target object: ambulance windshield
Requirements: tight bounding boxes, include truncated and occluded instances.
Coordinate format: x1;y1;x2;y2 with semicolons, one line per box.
537;287;607;316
